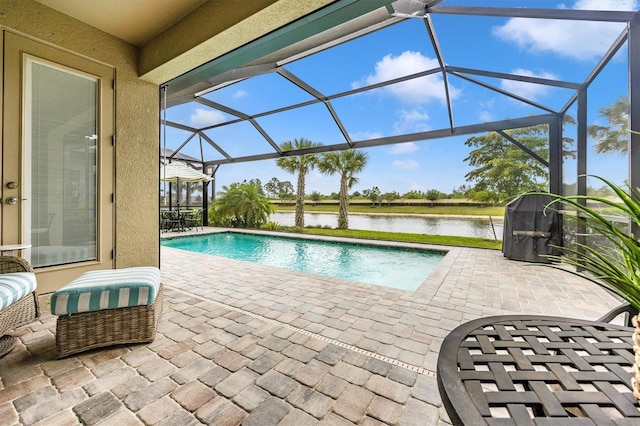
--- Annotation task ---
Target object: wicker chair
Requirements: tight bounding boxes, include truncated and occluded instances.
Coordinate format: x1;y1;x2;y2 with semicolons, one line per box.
0;256;40;357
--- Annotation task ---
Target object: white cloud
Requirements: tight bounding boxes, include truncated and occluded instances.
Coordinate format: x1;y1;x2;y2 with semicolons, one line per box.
393;108;431;134
493;0;636;61
349;131;384;141
481;98;496;109
570;0;637;10
189;108;226;128
392;159;419;170
389;142;418;154
500;68;559;100
478;110;496;123
233;89;248;99
353;51;460;105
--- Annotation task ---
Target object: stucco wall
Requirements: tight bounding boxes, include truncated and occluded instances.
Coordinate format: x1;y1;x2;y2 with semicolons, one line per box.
0;0;159;268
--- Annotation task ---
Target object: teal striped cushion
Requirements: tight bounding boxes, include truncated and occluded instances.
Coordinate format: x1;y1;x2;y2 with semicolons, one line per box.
0;272;37;312
50;267;161;315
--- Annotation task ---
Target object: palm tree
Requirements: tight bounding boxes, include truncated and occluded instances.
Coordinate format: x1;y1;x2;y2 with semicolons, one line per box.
318;149;368;229
276;138;323;228
215;182;274;228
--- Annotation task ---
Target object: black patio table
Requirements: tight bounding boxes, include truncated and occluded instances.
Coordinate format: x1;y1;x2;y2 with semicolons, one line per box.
437;315;640;425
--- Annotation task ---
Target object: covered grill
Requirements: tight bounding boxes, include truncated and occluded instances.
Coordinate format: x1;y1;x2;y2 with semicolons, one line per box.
502;193;562;263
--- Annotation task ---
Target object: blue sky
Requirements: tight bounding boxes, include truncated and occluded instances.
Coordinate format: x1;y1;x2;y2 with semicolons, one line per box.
163;0;636;195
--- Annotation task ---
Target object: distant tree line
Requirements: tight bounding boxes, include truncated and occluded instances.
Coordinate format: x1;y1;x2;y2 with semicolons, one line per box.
261;179;470;203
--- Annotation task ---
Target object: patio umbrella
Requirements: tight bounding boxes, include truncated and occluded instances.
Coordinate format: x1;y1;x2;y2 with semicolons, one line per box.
160;161;212;211
160;161;212;183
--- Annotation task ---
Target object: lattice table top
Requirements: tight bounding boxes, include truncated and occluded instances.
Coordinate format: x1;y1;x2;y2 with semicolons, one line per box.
437;315;640;425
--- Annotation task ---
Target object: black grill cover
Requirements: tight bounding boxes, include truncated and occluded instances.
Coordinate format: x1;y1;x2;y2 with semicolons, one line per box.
502;193;562;263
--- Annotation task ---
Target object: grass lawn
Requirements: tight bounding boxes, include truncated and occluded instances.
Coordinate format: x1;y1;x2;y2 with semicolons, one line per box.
280;227;503;250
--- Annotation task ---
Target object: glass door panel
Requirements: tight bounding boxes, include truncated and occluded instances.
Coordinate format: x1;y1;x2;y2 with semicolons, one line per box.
25;59;98;267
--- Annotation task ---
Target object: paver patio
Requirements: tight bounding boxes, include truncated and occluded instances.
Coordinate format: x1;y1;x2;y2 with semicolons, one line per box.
0;229;622;425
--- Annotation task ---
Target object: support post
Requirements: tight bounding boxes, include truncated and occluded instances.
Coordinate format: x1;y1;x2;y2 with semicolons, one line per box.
203;181;209;226
548;114;563;196
168;182;173;210
576;88;588;267
629;13;640;238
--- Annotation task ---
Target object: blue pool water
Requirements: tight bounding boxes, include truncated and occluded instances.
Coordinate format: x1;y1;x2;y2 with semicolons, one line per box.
161;232;446;291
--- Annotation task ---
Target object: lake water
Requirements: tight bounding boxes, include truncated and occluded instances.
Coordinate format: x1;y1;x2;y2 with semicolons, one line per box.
271;211;504;240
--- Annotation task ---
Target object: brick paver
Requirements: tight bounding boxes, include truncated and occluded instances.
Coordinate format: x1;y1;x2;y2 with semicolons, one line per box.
333;384;376;422
171;380;217;411
233;384;270;411
74;392;123;425
240;397;291;426
135;395;181;425
0;231;622;425
215;368;259;398
255;371;298;399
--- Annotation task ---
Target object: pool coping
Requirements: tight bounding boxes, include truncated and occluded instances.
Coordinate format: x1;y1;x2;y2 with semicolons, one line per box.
161;227;474;294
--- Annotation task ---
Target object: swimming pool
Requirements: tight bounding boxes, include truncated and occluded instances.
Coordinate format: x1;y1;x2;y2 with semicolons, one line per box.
161;232;446;291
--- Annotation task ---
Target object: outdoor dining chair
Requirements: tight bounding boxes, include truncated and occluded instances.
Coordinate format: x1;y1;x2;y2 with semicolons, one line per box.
160;210;184;232
183;209;203;231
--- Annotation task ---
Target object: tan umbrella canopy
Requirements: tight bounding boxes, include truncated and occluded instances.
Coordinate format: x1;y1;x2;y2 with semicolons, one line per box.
161;161;213;213
160;161;212;183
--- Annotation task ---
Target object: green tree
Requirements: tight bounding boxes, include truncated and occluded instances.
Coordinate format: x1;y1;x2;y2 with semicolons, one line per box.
363;186;381;206
276;138;323;227
382;191;399;206
278;181;295;200
451;184;470;199
215;182;274;228
318;149;369;229
309;190;322;205
468;189;498;204
425;189;447;205
403;190;424;199
264;177;281;198
464;125;551;201
588;95;629;155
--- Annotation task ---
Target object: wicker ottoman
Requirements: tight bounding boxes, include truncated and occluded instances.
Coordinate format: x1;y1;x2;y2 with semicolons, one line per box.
50;267;162;358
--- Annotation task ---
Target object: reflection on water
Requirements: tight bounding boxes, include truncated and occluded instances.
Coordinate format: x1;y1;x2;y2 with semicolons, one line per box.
271;212;504;240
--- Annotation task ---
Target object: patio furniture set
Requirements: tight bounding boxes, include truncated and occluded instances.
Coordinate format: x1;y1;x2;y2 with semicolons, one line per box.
160;209;203;232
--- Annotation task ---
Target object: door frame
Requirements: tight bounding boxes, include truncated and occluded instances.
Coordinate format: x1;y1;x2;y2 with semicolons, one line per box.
1;30;115;293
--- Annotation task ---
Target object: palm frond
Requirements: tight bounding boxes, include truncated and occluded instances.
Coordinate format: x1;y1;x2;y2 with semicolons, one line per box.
537;175;640;310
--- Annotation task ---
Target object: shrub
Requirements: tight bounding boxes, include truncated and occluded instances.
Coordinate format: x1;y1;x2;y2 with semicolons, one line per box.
260;221;282;231
214;182;275;228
